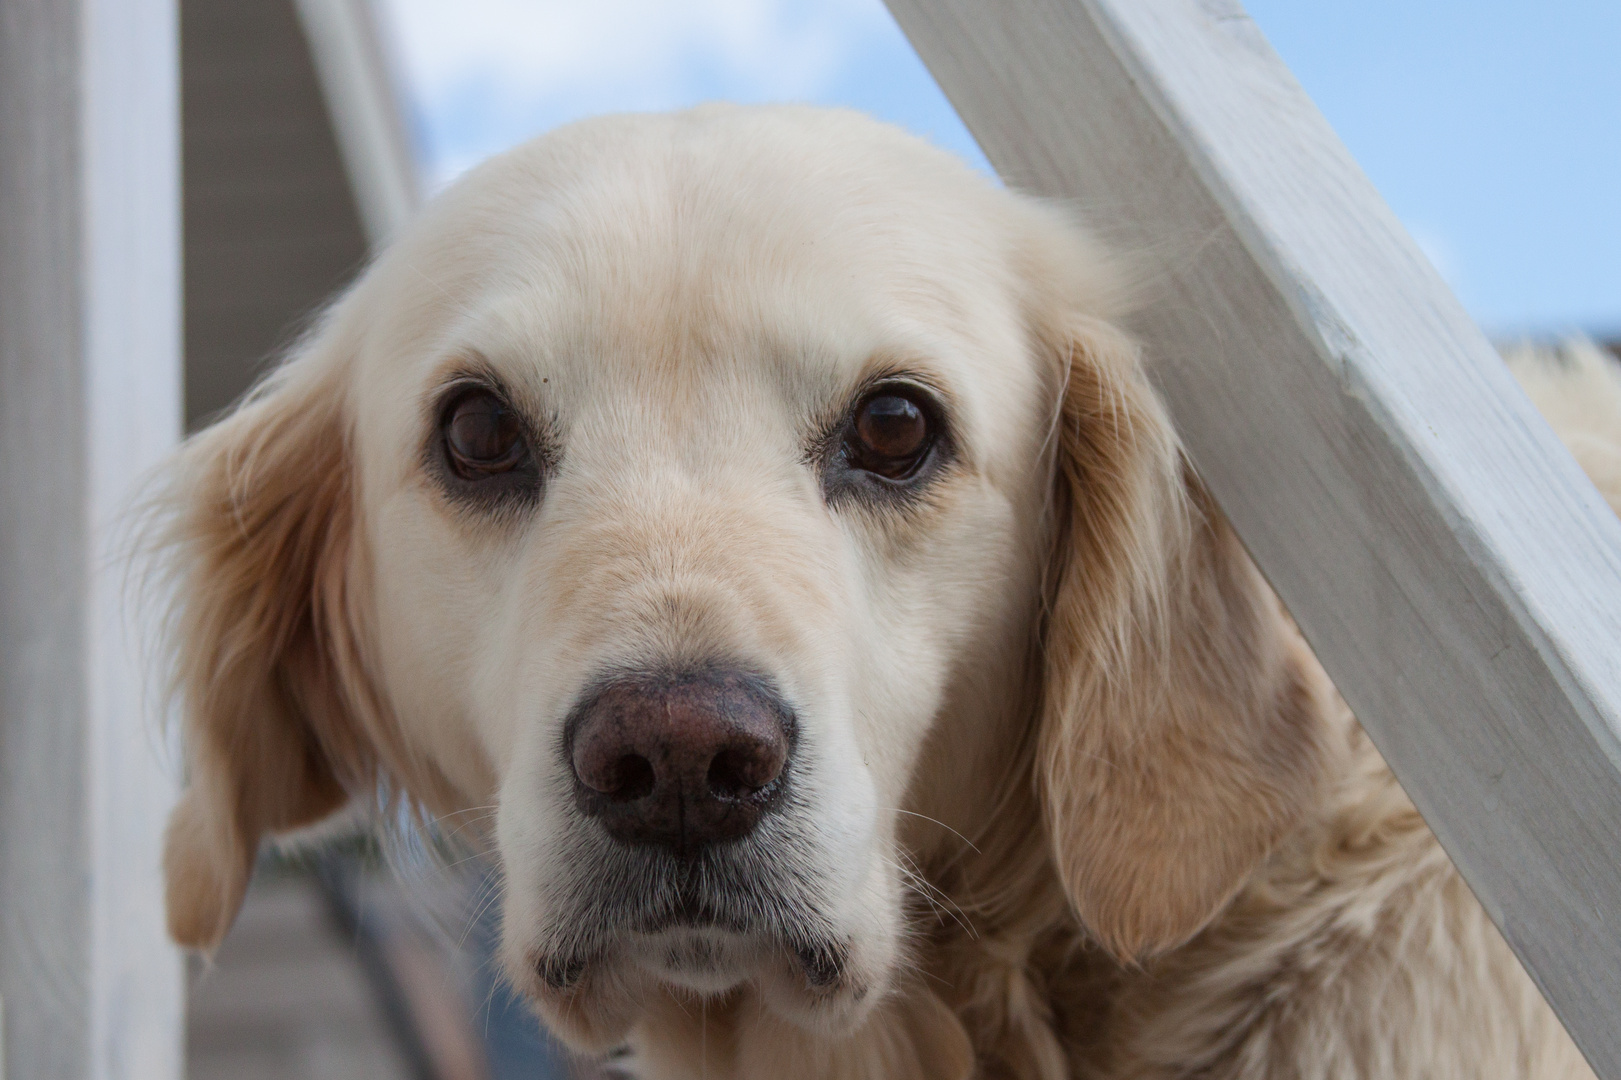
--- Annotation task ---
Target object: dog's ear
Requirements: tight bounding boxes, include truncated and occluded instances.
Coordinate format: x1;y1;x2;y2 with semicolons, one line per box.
157;338;384;950
1035;314;1330;962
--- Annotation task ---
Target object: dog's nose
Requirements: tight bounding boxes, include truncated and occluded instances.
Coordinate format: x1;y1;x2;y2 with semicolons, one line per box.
568;669;794;854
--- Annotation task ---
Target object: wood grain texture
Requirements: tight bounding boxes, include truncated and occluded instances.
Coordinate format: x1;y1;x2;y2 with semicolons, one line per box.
882;0;1621;1074
0;0;183;1076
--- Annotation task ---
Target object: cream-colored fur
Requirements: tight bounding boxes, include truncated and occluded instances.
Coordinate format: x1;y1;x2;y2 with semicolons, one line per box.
150;105;1606;1078
1504;338;1621;509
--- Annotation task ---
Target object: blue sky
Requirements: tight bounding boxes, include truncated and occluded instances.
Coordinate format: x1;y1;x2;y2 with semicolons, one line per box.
382;0;1619;337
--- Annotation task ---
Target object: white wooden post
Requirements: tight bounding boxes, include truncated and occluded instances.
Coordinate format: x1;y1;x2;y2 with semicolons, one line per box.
883;0;1621;1074
0;0;184;1076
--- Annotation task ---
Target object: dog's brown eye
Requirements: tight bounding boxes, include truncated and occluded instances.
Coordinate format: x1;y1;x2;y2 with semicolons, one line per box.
848;391;931;479
444;390;527;477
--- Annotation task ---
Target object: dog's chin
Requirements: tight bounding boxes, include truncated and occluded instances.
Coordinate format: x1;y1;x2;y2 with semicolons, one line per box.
625;926;766;994
510;922;892;1052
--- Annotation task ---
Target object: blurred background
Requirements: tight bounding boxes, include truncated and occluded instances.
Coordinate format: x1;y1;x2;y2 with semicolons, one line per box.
180;1;1619;1078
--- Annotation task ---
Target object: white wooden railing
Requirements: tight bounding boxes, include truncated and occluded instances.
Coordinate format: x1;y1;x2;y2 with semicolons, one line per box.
882;1;1621;1075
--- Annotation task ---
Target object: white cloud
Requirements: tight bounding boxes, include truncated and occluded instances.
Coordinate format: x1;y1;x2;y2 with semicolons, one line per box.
1404;220;1464;299
375;0;957;188
384;0;890;113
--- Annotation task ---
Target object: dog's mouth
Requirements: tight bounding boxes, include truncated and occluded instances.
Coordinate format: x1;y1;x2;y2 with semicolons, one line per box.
512;835;884;1051
506;756;891;1047
524;790;844;967
535;919;851;993
528;868;851;995
618;925;851;997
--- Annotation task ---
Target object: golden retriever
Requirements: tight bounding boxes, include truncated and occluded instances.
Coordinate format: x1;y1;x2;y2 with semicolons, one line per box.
153;105;1605;1078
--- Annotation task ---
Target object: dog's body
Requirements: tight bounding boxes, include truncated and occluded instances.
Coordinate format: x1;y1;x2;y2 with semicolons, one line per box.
154;106;1606;1078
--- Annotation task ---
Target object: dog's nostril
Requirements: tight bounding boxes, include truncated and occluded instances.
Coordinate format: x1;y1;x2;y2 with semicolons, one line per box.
707;744;777;800
575;746;657;800
606;754;656;802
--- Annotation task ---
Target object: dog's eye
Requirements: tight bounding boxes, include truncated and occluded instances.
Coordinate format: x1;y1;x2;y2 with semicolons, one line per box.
846;391;932;479
444;390;528;478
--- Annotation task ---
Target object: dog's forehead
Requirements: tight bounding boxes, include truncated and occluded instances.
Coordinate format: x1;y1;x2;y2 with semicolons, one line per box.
400;110;1034;402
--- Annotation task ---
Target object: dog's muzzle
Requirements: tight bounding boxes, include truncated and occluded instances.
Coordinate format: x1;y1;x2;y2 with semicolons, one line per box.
521;666;874;1037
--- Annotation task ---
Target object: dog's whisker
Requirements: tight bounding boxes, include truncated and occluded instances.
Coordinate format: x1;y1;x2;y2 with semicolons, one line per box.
868;806;983;854
894;859;978;940
880;852;977;940
458;874;509;950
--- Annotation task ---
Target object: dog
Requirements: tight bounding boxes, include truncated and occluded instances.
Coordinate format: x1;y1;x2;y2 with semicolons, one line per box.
153;105;1605;1078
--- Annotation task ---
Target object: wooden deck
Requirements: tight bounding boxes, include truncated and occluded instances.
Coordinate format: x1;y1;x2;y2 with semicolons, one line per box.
186;872;418;1080
185;863;597;1080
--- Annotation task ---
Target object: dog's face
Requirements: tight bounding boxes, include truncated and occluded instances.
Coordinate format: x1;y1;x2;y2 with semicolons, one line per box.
358;108;1059;1035
158;107;1326;1054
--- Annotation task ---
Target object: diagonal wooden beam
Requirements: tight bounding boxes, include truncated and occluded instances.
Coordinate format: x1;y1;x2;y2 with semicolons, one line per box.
884;0;1621;1073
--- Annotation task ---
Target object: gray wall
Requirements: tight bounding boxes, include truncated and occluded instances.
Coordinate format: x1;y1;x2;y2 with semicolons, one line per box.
183;0;371;428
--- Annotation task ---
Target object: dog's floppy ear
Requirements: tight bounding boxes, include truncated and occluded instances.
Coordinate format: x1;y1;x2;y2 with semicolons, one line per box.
1035;314;1330;962
157;333;385;950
